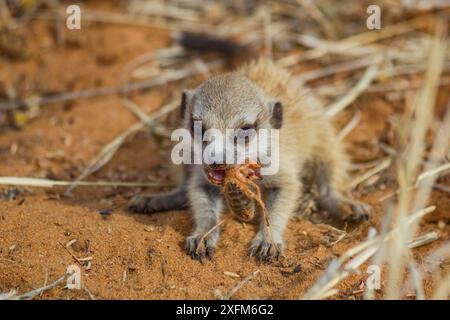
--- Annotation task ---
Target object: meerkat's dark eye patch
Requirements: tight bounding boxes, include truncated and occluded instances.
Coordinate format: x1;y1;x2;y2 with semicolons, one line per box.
180;91;188;118
180;89;195;119
269;101;283;129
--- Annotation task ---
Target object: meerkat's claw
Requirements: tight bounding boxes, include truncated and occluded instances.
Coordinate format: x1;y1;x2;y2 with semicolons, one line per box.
249;238;282;262
185;235;216;262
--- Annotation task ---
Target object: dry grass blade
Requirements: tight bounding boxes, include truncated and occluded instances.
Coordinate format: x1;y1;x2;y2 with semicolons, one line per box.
408;259;425;300
127;1;199;22
408;231;440;249
2;273;72;300
0;61;222;111
431;275;450;299
33;8;221;34
325;59;382;118
119;46;184;82
337;112;361;141
433;183;450;193
65;99;179;194
302;206;435;300
121;98;174;137
297;0;337;39
385;19;447;299
83;285;96;300
296;55;378;84
277;13;432;67
0;177;169;188
367;76;450;93
347;158;392;189
379;99;450;203
64;121;144;194
0;290;17;300
416;162;450;185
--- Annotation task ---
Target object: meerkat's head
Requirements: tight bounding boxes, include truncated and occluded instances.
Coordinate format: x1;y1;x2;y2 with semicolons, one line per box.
180;72;282;184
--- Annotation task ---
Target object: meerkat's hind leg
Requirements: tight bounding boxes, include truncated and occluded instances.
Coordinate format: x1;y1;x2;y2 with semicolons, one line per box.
315;163;371;223
338;196;372;222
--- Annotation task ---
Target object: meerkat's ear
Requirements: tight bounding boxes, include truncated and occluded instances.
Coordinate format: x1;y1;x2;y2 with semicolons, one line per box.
180;90;194;119
268;101;283;129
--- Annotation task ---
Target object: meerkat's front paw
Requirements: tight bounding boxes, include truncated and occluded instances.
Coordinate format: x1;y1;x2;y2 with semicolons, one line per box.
128;195;157;214
342;199;371;223
249;234;283;262
185;232;219;262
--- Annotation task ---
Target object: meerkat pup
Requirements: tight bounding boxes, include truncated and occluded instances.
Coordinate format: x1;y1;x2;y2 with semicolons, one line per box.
129;59;369;262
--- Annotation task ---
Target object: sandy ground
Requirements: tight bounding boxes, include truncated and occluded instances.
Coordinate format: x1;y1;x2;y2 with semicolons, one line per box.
0;1;449;300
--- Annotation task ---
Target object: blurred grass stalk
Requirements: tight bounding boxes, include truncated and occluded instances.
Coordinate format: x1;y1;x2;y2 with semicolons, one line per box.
303;17;450;300
385;18;448;300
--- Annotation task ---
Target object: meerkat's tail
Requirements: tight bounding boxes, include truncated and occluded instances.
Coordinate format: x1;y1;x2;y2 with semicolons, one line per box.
128;188;189;214
128;166;192;214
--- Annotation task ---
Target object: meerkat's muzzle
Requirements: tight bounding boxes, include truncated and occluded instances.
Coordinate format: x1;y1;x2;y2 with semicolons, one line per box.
204;164;228;185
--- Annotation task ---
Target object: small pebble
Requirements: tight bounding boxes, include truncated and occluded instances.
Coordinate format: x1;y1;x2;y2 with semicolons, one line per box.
98;209;112;217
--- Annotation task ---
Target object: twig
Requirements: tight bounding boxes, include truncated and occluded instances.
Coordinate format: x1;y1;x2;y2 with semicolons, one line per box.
433;183;450;193
408;259;425;300
39;270;48;297
58;242;82;266
0;61;222;111
121;98;173;137
126;1;199;22
11;273;71;300
33;8;225;34
195;220;225;256
297;0;337;39
296;55;377;84
337;112;361;141
416;162;450;185
120;46;184;82
82;285;96;300
367;76;450;93
224;270;260;299
379;162;450;202
347;158;392;189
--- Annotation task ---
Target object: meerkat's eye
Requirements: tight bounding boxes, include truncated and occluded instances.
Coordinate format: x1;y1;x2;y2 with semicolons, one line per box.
234;125;256;144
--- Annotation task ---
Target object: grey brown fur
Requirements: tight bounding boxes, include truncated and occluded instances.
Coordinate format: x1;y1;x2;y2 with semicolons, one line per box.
128;59;369;262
